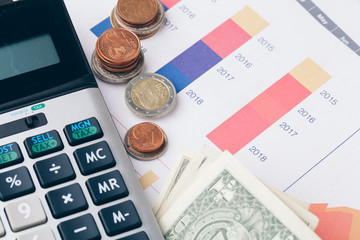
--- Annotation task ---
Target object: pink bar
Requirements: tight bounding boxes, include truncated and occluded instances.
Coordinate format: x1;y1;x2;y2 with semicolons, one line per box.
161;0;181;8
202;19;251;59
207;74;311;154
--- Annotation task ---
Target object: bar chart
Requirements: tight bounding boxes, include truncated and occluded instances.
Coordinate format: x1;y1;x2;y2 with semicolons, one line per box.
156;6;269;92
207;58;331;154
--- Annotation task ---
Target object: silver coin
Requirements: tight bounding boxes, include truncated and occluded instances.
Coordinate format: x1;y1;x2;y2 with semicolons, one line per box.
125;73;177;118
110;0;164;39
90;50;144;84
124;125;168;161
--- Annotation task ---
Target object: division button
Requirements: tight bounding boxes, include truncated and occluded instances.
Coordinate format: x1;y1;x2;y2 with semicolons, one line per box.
58;213;101;240
86;170;129;205
117;231;149;240
34;153;76;188
18;227;55;240
74;141;116;175
24;130;64;159
0;166;35;201
98;200;142;236
0;142;23;169
46;183;88;219
5;196;47;232
64;117;104;146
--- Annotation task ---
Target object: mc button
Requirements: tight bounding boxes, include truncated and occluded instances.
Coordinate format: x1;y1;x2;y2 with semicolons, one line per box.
74;141;116;176
24;130;63;159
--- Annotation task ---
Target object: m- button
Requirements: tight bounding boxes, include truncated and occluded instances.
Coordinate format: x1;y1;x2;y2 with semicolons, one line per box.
74;141;116;175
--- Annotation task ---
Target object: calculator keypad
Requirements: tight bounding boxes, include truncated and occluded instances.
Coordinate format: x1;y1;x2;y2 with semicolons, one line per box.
0;116;149;239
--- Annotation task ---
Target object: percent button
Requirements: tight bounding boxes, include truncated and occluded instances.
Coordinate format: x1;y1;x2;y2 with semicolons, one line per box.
0;166;35;201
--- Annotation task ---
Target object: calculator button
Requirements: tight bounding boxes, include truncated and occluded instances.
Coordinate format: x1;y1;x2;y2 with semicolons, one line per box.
86;170;129;205
18;227;55;240
58;213;101;240
64;117;104;146
46;183;88;219
117;231;149;240
0;166;35;201
99;200;142;236
24;130;64;159
0;218;5;237
34;153;76;188
0;142;23;169
5;196;47;232
74;141;116;175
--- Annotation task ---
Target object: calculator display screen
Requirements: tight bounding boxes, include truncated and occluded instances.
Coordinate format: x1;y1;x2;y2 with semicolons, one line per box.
0;34;60;80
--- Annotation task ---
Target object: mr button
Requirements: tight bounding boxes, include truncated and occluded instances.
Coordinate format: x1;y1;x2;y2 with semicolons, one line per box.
64;117;103;146
24;130;64;159
74;141;116;175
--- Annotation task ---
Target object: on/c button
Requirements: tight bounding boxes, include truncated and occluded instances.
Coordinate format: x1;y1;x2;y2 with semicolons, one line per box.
73;141;116;176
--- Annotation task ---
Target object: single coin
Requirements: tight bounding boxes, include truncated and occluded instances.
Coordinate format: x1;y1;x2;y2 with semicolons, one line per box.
125;73;176;118
117;0;158;26
124;122;168;161
91;50;144;83
96;28;140;66
128;122;164;152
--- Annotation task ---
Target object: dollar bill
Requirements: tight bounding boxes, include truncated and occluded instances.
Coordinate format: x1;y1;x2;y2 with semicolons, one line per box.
159;151;321;240
153;147;194;215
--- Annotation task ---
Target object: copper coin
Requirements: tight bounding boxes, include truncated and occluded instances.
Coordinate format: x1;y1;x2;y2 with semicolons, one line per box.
96;28;140;66
117;0;158;26
128;122;165;153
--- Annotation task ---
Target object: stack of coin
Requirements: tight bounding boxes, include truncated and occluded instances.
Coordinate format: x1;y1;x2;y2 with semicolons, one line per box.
124;122;168;160
110;0;164;39
91;27;144;83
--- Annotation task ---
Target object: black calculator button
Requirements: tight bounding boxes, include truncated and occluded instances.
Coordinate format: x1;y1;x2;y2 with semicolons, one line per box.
117;231;149;240
74;141;116;176
86;170;129;205
34;154;76;188
24;130;64;159
99;200;142;236
64;117;104;146
58;213;101;240
0;166;35;201
0;142;23;169
46;183;88;219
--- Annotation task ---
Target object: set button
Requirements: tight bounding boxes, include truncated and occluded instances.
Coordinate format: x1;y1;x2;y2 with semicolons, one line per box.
64;117;103;146
24;130;64;159
0;142;23;169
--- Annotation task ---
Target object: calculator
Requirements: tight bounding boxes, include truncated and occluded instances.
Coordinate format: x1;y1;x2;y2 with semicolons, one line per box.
0;0;164;239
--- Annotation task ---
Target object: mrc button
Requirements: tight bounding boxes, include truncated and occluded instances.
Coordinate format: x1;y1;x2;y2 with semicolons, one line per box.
64;117;103;146
0;142;23;169
24;130;64;159
74;141;116;175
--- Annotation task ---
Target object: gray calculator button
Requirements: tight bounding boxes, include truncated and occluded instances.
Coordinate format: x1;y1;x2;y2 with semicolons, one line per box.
0;218;5;237
17;227;55;240
5;196;47;232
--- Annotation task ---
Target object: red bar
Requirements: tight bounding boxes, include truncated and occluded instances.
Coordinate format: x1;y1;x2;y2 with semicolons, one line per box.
161;0;181;8
207;74;311;154
202;19;251;59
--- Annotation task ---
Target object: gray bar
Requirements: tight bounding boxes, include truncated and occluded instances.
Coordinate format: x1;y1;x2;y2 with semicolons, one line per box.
309;7;337;31
332;28;360;52
296;0;315;10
